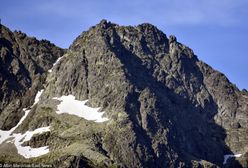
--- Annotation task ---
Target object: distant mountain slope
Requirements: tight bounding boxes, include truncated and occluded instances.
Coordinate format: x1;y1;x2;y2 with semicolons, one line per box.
0;20;247;168
0;24;65;130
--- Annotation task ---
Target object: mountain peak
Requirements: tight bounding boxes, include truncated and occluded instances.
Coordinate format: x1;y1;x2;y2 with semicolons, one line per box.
98;19;112;28
0;21;247;168
169;35;177;43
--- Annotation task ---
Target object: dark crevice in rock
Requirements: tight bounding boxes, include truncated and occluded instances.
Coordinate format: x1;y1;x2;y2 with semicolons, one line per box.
83;52;90;98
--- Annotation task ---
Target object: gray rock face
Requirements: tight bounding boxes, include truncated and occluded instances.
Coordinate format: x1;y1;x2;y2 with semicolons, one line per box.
0;25;65;130
0;21;247;168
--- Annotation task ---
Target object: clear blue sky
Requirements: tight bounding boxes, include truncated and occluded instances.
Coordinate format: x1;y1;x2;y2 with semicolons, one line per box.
1;0;247;89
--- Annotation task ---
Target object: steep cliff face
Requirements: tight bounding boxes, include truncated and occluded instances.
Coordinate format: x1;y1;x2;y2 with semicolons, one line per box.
0;20;247;168
0;24;65;130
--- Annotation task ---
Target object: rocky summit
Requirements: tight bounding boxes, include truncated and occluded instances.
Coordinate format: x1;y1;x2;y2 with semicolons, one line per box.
0;20;247;168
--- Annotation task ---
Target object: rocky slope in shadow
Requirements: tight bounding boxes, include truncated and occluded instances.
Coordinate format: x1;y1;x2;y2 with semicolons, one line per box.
0;20;247;168
0;24;65;130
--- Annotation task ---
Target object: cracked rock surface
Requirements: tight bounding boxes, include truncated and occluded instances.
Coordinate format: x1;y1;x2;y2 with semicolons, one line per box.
0;20;247;168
